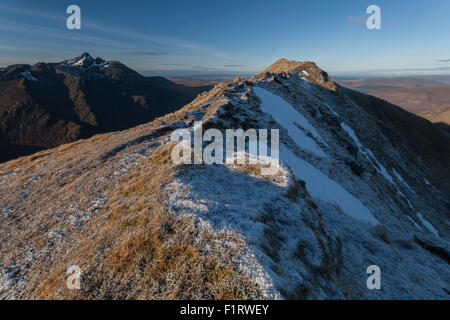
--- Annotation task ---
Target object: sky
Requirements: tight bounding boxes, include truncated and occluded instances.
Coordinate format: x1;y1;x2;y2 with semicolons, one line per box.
1;0;450;77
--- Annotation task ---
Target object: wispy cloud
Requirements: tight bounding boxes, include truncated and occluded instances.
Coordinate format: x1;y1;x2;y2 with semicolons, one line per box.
87;21;234;60
125;51;167;56
0;45;55;52
437;59;450;63
0;56;61;65
0;3;63;21
188;65;250;72
224;64;244;67
0;18;135;50
0;3;235;61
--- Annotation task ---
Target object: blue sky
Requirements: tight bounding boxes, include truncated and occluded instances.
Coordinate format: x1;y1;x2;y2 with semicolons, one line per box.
1;0;450;77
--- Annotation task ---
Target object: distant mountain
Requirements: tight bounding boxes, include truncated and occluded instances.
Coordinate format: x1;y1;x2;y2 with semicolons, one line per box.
335;76;445;93
0;53;211;162
420;107;450;129
372;84;450;114
168;74;241;87
1;58;448;299
336;77;450;126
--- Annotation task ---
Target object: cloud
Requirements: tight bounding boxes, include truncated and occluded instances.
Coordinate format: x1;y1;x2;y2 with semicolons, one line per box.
92;21;234;60
0;3;62;21
0;18;135;50
0;56;61;66
437;59;450;63
125;51;167;56
224;64;244;67
192;65;210;70
0;3;235;61
0;45;49;52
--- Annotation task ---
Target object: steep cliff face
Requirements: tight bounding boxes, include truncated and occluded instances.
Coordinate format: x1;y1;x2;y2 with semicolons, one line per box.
0;60;448;299
0;53;210;162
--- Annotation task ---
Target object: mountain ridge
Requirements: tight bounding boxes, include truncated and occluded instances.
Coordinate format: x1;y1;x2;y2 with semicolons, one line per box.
0;59;448;299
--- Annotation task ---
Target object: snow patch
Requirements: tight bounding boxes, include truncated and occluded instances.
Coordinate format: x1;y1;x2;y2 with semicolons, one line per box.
21;71;38;81
254;87;326;158
416;212;439;238
393;169;415;193
341;122;363;149
88;62;104;69
72;57;86;66
406;216;423;231
341;122;394;184
281;146;379;225
324;103;339;117
398;190;414;210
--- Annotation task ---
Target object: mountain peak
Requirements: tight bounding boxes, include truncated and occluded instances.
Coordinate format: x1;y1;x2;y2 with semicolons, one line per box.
258;58;337;91
80;52;93;60
66;52;104;68
263;58;316;73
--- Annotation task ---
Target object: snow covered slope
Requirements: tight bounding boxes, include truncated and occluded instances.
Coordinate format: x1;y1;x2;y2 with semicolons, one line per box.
0;59;448;299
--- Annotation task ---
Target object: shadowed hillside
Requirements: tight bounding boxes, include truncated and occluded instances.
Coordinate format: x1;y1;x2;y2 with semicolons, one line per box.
0;53;211;162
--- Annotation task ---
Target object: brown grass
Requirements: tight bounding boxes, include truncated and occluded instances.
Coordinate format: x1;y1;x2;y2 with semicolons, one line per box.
34;143;260;299
231;161;286;185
